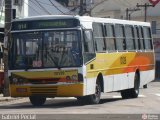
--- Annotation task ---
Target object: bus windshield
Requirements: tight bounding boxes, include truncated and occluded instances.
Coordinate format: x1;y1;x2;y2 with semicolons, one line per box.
10;30;82;69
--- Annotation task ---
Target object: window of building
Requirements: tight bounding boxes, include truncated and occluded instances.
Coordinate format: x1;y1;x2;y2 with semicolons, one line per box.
93;23;105;52
115;24;125;51
104;24;116;51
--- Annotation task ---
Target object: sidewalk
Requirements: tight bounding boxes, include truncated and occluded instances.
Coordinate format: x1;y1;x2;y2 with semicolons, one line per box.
154;79;160;82
0;94;17;102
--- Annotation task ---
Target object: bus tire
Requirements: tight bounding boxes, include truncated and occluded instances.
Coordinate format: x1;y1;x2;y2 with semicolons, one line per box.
121;72;140;99
29;96;46;106
143;84;147;88
86;81;101;104
120;89;130;99
76;96;88;104
131;72;140;98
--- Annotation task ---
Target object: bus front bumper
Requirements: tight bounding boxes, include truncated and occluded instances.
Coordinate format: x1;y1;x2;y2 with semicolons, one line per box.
10;83;83;97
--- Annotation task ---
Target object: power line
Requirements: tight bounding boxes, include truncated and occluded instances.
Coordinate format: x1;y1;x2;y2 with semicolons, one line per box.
37;0;75;15
114;0;129;8
90;0;107;11
34;0;58;7
23;0;41;15
30;0;47;14
125;0;132;6
34;0;52;15
119;0;130;7
49;0;66;14
65;6;79;15
36;0;67;15
136;3;154;22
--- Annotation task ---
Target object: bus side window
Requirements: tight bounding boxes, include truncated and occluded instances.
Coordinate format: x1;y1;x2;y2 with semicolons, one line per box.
125;25;135;51
93;23;105;52
133;26;140;50
138;27;145;50
104;24;116;52
143;27;153;50
115;24;126;51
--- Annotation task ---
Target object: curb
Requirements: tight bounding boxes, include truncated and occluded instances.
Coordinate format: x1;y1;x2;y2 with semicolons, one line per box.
0;94;18;102
153;79;160;82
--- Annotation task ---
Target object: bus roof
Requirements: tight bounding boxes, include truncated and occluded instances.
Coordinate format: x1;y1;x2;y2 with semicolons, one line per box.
12;15;150;27
12;15;76;21
78;16;150;26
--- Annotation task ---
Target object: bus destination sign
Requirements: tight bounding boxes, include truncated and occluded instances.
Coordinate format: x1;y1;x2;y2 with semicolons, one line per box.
12;19;80;31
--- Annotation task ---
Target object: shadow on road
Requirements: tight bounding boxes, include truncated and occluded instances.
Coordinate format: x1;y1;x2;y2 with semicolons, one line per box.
0;98;123;109
100;98;122;104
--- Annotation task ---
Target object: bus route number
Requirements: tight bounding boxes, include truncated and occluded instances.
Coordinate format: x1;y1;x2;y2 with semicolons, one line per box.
120;56;126;64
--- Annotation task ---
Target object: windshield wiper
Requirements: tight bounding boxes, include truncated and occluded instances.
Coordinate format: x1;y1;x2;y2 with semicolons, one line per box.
47;51;61;69
58;46;67;68
44;46;61;69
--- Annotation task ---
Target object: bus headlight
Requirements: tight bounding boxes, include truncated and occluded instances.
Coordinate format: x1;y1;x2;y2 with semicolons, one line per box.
12;77;28;84
66;76;71;80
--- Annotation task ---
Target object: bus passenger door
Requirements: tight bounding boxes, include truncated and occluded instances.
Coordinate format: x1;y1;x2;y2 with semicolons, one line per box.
83;29;96;95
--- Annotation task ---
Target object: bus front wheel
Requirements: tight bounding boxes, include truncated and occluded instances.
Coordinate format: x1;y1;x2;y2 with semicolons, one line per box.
143;84;147;88
86;81;101;104
29;96;46;106
77;81;101;104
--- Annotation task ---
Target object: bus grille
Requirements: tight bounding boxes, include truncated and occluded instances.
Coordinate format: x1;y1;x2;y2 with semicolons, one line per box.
30;86;57;96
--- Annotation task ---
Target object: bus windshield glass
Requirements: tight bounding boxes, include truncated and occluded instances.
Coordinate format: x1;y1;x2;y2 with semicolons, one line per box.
10;30;81;69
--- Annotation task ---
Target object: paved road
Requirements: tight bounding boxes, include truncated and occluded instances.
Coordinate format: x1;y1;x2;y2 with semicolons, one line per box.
0;81;160;120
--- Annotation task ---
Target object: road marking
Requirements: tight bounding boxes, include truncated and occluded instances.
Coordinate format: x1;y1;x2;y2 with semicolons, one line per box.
112;95;121;98
138;95;146;97
54;97;76;100
155;94;160;97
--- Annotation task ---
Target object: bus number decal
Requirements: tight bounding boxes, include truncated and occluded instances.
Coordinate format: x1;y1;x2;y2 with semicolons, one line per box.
120;57;126;64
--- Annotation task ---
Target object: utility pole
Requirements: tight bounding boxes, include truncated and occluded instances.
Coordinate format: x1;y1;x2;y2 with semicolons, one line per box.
126;8;129;20
79;0;84;16
3;0;12;96
126;8;141;20
136;3;154;22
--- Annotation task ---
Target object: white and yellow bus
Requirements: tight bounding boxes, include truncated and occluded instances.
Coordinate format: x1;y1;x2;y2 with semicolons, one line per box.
9;15;155;106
